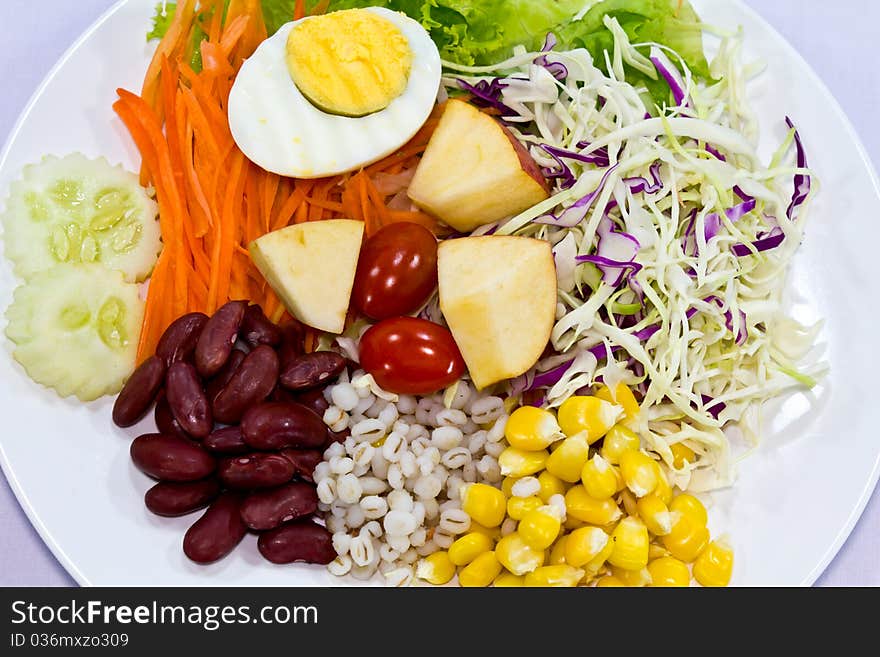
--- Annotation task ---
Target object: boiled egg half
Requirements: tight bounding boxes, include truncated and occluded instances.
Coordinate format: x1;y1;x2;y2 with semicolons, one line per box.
228;7;441;178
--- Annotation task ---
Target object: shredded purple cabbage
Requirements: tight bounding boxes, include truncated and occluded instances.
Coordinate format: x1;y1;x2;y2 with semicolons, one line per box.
785;117;811;220
701;394;726;420
535;165;619;227
649;46;688;107
535;33;568;81
623;162;664;194
702;197;758;241
704;295;748;345
731;227;785;257
575;141;611;167
539;144;612;190
706;144;727;161
456;78;514;117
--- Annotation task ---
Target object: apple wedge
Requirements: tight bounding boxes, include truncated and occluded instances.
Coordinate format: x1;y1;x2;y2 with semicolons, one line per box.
438;236;557;389
249;220;364;334
407;99;550;233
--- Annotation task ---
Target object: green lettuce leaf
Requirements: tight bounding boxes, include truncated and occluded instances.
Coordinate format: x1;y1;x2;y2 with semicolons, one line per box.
147;0;711;100
554;0;710;100
147;2;177;41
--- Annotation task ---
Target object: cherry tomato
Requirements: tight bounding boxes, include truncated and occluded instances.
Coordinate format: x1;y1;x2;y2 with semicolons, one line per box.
352;222;438;321
359;317;466;395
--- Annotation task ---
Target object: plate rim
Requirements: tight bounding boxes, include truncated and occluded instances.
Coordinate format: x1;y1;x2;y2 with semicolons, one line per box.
0;0;878;587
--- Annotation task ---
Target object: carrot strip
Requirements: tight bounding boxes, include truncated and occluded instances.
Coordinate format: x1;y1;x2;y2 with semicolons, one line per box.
293;0;307;21
311;0;331;15
141;0;197;118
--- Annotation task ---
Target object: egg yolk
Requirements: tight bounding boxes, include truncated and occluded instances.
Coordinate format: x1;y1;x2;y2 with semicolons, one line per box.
286;9;413;117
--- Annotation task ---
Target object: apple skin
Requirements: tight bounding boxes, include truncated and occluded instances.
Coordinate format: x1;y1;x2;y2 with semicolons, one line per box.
407;99;550;233
437;235;557;390
500;121;551;195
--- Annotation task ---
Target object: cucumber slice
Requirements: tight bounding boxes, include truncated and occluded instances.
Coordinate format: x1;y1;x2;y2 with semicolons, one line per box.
2;154;161;282
6;264;145;401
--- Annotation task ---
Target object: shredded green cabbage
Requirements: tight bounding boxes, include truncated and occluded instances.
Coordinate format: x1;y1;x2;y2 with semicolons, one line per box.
446;21;826;491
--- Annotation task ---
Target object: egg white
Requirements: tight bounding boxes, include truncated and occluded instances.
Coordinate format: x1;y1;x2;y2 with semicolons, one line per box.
228;7;441;179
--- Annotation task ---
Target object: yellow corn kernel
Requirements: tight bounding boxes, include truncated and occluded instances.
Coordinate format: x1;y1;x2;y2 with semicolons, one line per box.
517;506;562;551
596;575;626;587
501;476;520;498
662;513;710;563
669;493;708;527
619;450;660;498
637;494;672;536
495;533;545;576
653;468;673;505
458;551;502;587
580;454;618;500
524;565;585;587
582;533;615;579
620;489;639;518
565;485;623;526
545;433;590;483
493;572;524;587
693;540;734;587
416;551;456;585
649;543;670;560
564;526;610;567
608;516;650;571
647;556;690;587
548;535;568;565
448;532;494;566
611;565;652;587
507;495;543;521
460;483;506;528
557;396;623;443
537;471;567;503
468;522;501;541
498;447;549;478
600;425;641;464
564;516;588;530
595;383;640;421
670;442;696;469
505;406;563;451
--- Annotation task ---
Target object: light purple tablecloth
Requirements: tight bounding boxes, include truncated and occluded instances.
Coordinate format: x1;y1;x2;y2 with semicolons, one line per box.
1;0;878;586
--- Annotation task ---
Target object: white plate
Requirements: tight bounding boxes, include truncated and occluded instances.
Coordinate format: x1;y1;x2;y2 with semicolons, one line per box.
1;0;878;586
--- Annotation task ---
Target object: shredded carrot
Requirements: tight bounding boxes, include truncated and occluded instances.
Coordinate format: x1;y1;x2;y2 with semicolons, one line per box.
293;0;307;21
120;2;450;362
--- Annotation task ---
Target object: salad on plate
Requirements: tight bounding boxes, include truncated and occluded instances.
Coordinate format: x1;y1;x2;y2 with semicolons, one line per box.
0;0;823;587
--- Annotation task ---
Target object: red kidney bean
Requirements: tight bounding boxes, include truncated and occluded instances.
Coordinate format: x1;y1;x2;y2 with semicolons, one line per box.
156;312;209;365
239;482;318;530
240;304;282;347
257;520;335;565
212;345;279;424
218;453;295;489
195;300;247;378
241;402;328;450
276;321;305;370
166;361;212;438
145;479;221;517
205;348;246;404
280;449;324;483
202;426;249;455
326;428;350;447
154;393;188;439
270;386;298;403
291;387;330;417
279;352;346;391
112;355;166;427
130;433;216;482
183;492;247;564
